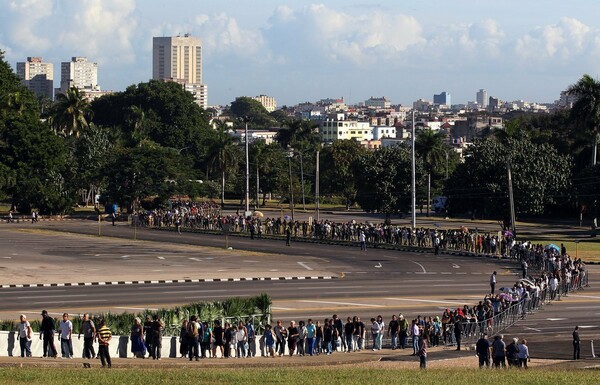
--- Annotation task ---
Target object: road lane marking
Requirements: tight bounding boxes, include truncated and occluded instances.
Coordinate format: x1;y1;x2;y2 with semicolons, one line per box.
410;260;426;274
452;264;460;269
189;258;203;262
157;257;165;260
525;326;542;332
297;262;313;271
299;300;382;308
271;306;295;311
184;295;250;299
569;294;600;299
546;318;567;321
327;290;389;295
18;294;87;299
385;297;466;305
33;299;107;304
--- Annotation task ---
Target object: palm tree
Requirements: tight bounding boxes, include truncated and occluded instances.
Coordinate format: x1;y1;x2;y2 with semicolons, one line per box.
206;120;239;207
416;128;447;216
567;74;600;166
50;87;91;137
127;105;148;146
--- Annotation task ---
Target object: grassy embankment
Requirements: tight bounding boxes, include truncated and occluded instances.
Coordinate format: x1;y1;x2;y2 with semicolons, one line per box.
0;367;598;385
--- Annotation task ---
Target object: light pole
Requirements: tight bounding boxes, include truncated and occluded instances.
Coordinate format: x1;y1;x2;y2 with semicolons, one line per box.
506;156;517;238
287;150;295;221
243;117;250;216
315;149;320;222
411;110;416;229
299;152;306;211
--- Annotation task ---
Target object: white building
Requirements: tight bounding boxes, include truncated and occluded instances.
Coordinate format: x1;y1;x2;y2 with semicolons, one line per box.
253;95;277;112
56;57;99;96
152;34;208;109
476;89;488;108
365;96;391;109
319;119;372;142
372;126;397;140
16;57;53;99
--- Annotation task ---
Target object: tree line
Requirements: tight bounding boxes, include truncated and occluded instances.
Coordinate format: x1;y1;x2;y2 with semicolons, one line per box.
1;50;598;222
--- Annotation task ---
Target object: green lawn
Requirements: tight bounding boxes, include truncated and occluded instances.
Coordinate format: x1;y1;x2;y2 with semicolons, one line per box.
524;237;600;263
0;367;598;385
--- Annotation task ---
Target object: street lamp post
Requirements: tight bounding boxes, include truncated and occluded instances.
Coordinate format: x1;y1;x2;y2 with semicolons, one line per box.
299;152;306;211
287;150;295;221
315;150;320;222
411;110;416;229
244;117;250;216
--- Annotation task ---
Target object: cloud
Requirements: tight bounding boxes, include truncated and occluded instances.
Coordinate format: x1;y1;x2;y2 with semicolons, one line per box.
194;12;265;56
264;4;424;66
515;17;600;61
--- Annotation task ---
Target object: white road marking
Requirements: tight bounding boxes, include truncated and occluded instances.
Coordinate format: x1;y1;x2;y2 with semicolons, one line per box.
385;297;466;305
271;306;295;311
375;263;382;268
244;260;259;263
121;255;129;259
410;260;427;274
2;257;11;259
157;256;165;260
184;294;250;299
3;290;66;294
327;290;389;295
569;294;600;299
269;269;279;272
33;299;107;304
566;306;600;310
188;258;203;262
525;326;542;332
297;262;313;271
452;264;460;269
18;294;87;299
546;318;567;321
299;300;382;308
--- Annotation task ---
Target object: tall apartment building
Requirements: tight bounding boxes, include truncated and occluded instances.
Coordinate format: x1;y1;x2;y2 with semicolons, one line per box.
152;34;208;109
253;95;277;112
16;57;54;100
56;57;100;96
476;89;488;108
433;91;451;107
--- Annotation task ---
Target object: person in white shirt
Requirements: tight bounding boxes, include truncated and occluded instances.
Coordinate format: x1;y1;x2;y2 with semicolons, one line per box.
59;313;73;358
18;314;33;357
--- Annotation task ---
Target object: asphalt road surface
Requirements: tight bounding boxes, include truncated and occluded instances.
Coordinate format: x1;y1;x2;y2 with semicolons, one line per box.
0;220;598;360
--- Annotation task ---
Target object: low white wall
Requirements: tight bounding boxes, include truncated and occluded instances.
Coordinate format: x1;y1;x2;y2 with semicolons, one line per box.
0;331;275;358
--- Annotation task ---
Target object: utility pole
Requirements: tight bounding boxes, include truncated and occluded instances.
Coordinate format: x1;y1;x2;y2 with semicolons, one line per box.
506;157;517;237
411;110;416;229
316;150;320;222
244;118;250;216
300;152;306;211
287;151;295;221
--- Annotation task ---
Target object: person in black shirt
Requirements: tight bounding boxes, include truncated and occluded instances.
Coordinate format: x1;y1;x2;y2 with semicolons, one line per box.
332;314;343;352
454;315;463;351
388;315;400;350
143;316;154;358
287;321;299;356
344;317;355;352
39;310;57;358
476;333;491;368
223;322;233;358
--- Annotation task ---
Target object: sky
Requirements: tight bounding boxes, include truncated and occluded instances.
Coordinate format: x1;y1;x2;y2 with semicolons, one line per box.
2;0;600;107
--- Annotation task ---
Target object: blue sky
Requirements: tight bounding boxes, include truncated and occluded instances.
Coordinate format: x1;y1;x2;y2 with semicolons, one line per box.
2;0;600;106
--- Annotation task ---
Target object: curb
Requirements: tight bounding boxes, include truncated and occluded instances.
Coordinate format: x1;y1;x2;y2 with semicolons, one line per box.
0;276;336;289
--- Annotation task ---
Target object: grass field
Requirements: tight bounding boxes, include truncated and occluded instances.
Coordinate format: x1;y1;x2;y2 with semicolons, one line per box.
524;237;600;263
0;367;598;385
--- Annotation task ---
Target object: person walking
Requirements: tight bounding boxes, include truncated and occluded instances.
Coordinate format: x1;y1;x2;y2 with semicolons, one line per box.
40;310;57;358
492;335;506;368
285;226;291;246
143;315;154;358
97;318;112;368
151;315;164;360
518;339;529;368
17;314;33;357
58;313;73;358
130;317;147;358
418;331;428;369
359;231;367;251
573;326;581;360
476;333;491;368
490;271;497;294
78;313;96;359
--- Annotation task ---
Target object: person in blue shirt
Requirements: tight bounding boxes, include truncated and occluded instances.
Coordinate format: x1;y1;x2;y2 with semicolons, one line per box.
305;319;316;356
245;319;255;357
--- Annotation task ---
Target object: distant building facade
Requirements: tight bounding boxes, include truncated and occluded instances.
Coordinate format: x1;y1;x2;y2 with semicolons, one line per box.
56;57;99;96
152;34;208;109
433;91;451;107
476;89;488;108
16;57;53;99
253;95;277;112
364;96;391;109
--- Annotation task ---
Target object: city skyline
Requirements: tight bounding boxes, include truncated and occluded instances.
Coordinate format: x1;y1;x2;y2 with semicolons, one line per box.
2;1;600;106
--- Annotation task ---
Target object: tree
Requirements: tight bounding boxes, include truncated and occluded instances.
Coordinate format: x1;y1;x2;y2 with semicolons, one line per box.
445;137;572;217
204;120;240;206
567;74;600;166
50;87;91;137
249;141;287;206
355;144;419;218
229;97;276;128
275;119;320;150
321;140;366;209
415;128;448;215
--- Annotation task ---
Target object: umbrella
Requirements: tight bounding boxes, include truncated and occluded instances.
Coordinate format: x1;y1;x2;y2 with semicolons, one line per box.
253;211;264;218
544;244;560;252
503;230;513;237
284;215;292;221
460;226;468;232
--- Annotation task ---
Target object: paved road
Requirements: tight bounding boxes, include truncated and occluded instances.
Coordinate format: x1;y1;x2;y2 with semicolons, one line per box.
0;220;598;359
